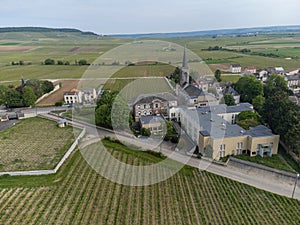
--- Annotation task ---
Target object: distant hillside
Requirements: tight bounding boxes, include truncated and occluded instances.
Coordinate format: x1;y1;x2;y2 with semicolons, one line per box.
0;27;99;36
109;25;300;38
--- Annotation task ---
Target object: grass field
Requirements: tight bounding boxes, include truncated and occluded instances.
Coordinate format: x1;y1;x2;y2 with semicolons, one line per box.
0;139;299;224
0;117;76;172
111;63;175;78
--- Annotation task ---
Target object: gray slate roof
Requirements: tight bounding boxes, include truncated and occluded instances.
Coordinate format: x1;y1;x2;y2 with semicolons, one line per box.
184;85;204;98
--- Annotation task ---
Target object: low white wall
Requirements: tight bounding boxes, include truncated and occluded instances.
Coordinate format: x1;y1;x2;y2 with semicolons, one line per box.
35;84;60;104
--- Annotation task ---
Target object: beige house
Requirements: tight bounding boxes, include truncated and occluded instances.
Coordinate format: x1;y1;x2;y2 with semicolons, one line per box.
173;103;278;159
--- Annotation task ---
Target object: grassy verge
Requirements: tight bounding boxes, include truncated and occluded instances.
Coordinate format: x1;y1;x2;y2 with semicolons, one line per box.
234;154;296;173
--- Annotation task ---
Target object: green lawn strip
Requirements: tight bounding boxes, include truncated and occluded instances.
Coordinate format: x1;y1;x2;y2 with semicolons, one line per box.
278;147;300;173
234;154;296;173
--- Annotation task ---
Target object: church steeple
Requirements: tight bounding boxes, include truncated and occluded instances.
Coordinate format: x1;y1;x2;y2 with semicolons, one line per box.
180;45;190;87
182;45;188;69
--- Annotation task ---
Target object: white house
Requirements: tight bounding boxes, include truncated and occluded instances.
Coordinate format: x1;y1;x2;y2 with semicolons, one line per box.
229;64;242;74
64;89;83;104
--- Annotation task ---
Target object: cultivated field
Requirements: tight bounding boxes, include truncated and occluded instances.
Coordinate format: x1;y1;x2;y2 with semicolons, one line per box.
0;140;299;224
36;80;79;106
0;117;76;172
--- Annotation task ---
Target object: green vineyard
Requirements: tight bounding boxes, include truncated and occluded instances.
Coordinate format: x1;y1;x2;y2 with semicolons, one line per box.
0;140;299;224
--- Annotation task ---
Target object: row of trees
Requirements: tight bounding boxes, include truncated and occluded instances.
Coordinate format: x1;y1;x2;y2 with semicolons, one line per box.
44;58;89;66
0;80;54;108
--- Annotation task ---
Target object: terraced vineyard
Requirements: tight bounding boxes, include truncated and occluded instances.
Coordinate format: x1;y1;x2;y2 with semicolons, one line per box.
0;140;299;224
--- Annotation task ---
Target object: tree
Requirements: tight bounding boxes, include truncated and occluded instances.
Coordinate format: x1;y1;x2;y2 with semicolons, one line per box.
6;88;23;108
57;60;64;65
141;128;151;137
237;110;260;121
44;58;55;65
264;74;289;97
214;69;222;82
224;94;235;106
22;87;37;107
0;85;9;105
235;76;263;103
95;91;132;129
237;119;261;130
41;80;54;94
252;95;265;113
78;59;88;65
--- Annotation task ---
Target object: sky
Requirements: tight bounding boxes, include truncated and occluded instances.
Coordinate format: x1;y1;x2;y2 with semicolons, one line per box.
1;0;300;35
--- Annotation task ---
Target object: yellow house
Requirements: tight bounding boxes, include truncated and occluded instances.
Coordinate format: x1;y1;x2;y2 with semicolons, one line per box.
176;103;279;160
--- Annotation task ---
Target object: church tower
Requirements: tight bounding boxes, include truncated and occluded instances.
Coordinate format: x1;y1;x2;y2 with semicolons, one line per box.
180;46;189;87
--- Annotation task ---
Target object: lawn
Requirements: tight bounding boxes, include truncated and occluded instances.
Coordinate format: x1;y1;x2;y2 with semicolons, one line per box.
234;153;296;173
0;139;299;224
220;74;242;83
0;117;77;172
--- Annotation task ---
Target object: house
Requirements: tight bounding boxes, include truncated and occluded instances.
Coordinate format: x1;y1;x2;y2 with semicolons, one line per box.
83;89;97;104
275;67;285;75
57;119;68;128
173;104;278;159
133;93;177;122
64;88;83;104
285;73;300;93
222;86;240;104
174;103;254;145
244;66;256;74
193;76;209;92
254;69;270;82
140;115;165;134
183;85;218;107
229;64;242;74
286;68;300;75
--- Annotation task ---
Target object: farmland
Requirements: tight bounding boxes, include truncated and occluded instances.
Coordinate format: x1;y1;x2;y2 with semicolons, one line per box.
0;117;76;172
0;139;299;224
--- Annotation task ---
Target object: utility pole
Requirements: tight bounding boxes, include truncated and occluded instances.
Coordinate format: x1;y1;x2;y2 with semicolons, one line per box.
292;173;299;199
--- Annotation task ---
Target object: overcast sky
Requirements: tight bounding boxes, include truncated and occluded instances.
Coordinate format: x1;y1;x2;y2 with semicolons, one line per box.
1;0;299;34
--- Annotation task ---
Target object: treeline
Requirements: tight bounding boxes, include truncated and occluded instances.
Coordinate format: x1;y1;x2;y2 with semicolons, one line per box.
236;74;300;157
202;46;251;53
0;27;98;36
203;45;283;58
0;80;54;108
43;58;89;66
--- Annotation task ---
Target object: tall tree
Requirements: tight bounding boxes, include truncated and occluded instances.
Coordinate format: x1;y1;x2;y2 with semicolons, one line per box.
214;69;222;82
223;94;235;106
235;76;263;103
252;95;265;113
264;74;289;97
22;87;37;107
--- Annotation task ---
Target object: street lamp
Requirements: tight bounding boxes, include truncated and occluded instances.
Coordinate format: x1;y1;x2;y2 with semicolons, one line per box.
292;173;299;199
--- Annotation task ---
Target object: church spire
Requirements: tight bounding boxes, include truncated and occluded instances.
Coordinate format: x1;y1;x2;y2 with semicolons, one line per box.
182;45;188;69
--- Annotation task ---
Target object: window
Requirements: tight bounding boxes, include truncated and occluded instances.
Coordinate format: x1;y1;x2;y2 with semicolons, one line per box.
138;111;141;116
155;103;159;108
138;105;140;109
144;104;146;109
219;144;226;157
